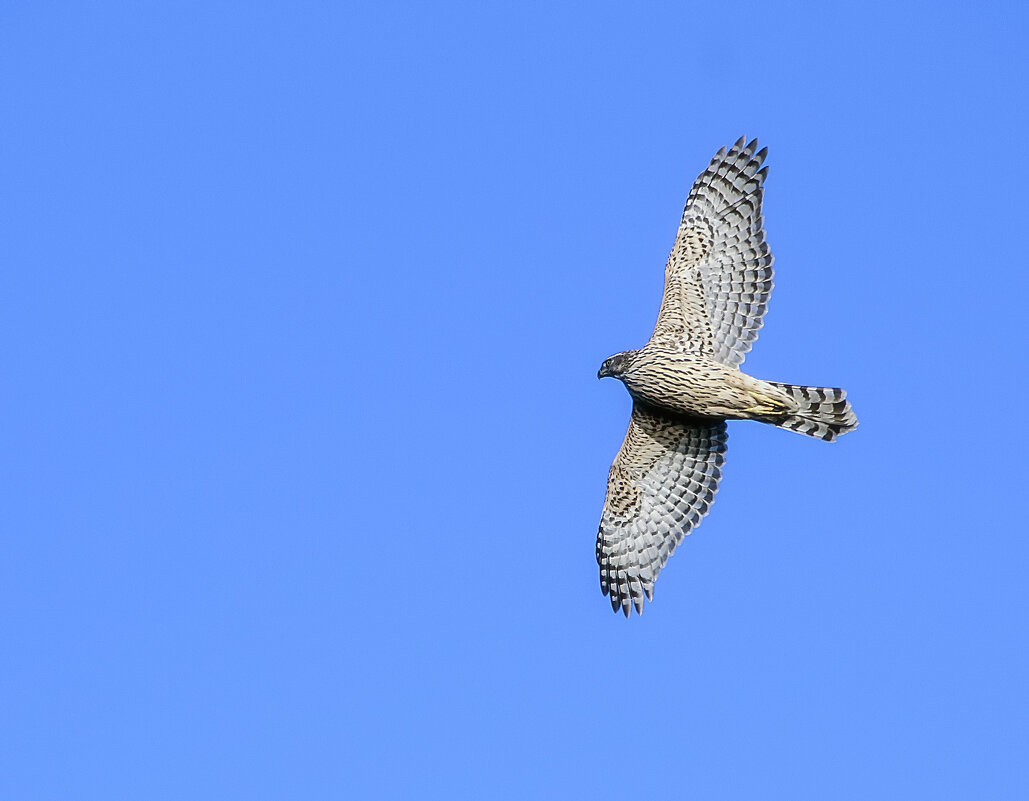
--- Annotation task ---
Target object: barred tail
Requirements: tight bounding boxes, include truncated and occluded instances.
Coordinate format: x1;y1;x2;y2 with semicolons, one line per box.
766;383;858;442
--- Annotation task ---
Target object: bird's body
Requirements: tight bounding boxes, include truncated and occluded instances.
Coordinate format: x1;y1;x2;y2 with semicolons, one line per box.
611;346;793;421
596;138;857;616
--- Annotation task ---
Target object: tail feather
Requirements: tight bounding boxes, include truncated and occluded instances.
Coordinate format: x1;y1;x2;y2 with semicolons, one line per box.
766;382;858;442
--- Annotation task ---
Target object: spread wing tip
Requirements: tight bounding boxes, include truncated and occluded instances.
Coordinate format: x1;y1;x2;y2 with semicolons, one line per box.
599;561;652;618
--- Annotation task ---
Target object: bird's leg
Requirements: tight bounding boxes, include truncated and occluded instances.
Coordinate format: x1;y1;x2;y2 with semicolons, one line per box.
741;388;790;416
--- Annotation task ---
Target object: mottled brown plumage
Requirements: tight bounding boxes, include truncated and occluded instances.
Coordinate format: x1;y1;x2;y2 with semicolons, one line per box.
596;138;857;617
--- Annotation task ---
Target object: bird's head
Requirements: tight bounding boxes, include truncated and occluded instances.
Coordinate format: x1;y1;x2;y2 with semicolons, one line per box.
597;350;637;380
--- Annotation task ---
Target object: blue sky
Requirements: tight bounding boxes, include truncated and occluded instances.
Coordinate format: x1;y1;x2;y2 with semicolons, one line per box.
3;2;1028;798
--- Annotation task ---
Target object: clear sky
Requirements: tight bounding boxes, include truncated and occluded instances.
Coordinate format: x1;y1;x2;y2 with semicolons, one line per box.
3;2;1028;799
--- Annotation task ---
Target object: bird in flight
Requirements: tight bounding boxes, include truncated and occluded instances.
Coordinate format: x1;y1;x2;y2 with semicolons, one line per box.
596;138;857;617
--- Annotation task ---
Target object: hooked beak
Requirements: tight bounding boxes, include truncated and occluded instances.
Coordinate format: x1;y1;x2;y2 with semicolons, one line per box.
597;365;611;380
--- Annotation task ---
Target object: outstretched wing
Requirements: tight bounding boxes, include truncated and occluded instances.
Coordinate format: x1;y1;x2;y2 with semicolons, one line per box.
652;137;775;368
596;403;728;617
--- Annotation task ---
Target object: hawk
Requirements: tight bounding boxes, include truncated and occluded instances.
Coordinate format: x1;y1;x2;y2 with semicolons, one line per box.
596;138;857;617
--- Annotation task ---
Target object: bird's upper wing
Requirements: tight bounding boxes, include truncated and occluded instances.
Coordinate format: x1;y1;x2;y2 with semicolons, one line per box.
652;138;775;368
596;403;727;617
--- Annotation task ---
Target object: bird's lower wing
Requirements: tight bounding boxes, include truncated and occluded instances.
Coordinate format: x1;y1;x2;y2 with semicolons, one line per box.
596;404;728;617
